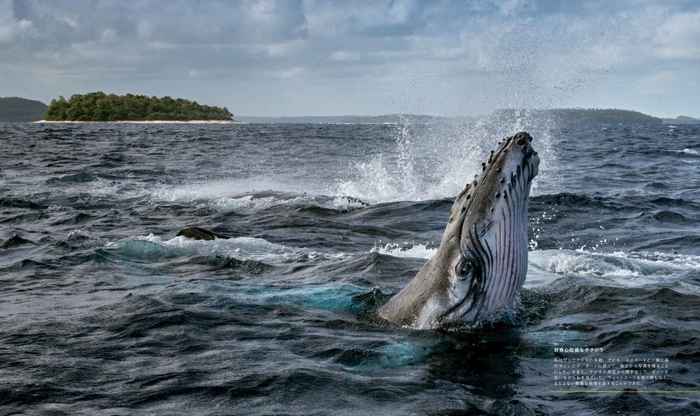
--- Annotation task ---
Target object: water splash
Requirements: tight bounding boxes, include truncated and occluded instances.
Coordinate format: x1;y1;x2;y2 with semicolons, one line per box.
334;110;560;203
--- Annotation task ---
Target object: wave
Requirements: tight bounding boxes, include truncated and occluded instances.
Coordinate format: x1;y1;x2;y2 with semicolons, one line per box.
151;186;368;214
531;192;621;209
678;148;700;157
210;193;367;214
0;197;47;210
531;193;700;216
651;210;694;224
150;178;293;202
45;172;98;184
370;242;437;259
528;249;700;291
104;234;341;263
648;196;700;208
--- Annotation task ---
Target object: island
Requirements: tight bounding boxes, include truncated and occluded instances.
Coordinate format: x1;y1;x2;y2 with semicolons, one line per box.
236;108;679;125
42;92;234;122
662;115;700;125
493;108;664;125
0;97;47;122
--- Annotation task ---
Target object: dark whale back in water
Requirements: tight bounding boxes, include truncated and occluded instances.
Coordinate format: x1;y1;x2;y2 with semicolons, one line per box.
176;227;229;241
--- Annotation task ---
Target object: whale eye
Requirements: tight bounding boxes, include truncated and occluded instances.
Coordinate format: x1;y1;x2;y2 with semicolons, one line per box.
456;260;473;279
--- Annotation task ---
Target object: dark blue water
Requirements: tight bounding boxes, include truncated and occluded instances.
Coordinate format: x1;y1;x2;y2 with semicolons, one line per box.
1;119;700;415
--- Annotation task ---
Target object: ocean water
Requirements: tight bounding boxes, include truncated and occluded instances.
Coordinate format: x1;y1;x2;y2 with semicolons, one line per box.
1;119;699;415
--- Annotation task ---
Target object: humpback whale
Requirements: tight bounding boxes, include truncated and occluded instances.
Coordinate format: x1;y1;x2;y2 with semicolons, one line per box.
378;132;539;329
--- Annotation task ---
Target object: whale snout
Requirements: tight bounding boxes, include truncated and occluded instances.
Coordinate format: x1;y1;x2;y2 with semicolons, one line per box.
510;132;536;158
504;131;539;179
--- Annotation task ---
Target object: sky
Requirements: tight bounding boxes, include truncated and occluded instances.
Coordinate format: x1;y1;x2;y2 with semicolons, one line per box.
0;0;699;117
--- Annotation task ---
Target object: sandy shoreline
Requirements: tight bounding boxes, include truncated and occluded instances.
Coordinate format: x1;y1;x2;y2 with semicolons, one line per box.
32;120;244;124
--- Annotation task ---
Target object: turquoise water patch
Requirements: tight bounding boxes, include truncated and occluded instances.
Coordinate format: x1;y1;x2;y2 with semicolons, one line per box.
523;329;587;348
259;284;369;311
108;239;178;261
207;282;375;312
350;342;436;371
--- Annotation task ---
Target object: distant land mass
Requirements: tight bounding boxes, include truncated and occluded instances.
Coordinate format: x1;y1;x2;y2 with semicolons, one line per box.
1;96;698;125
43;92;233;122
499;108;664;125
238;109;699;125
662;115;700;125
0;97;47;122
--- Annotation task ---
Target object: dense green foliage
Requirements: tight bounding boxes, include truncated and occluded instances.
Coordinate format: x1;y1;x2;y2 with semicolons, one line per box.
0;97;47;122
44;92;232;121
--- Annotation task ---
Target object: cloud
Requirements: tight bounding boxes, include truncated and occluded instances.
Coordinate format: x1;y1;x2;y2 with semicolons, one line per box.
188;69;205;78
0;0;35;43
653;10;700;60
330;50;361;61
277;67;305;78
0;0;699;117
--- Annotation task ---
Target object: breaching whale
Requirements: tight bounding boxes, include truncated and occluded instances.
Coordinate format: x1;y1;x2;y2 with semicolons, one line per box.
378;132;539;329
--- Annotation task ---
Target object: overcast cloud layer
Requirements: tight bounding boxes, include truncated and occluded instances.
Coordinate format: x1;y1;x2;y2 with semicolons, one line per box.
1;0;699;117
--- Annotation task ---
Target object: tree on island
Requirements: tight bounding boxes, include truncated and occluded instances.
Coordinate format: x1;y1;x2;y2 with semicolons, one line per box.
44;92;233;121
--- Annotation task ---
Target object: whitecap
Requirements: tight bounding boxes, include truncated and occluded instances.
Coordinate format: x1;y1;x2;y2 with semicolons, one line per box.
211;194;366;214
679;148;700;156
105;234;330;263
370;242;437;259
527;248;700;287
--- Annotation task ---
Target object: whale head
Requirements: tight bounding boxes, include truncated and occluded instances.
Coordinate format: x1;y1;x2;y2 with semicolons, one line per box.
378;132;539;329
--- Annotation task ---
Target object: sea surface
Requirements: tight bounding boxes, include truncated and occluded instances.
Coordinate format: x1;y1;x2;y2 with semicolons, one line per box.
1;118;699;415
